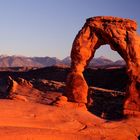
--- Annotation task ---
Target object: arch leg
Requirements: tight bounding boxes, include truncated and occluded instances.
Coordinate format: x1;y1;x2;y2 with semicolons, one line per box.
66;25;100;103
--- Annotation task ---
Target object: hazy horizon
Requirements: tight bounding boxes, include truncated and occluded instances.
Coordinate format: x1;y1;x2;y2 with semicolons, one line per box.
0;53;124;61
0;0;140;61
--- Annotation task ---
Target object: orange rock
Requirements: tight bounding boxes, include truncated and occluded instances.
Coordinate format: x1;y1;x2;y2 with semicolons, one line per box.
12;94;28;102
17;77;33;87
7;76;18;94
54;96;68;107
66;72;88;103
57;96;68;102
66;16;140;111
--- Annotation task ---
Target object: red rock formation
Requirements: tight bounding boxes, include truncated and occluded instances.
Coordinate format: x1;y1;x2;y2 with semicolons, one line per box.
16;77;33;87
66;16;140;111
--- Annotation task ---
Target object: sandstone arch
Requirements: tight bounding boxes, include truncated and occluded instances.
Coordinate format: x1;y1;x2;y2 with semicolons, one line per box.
66;16;140;111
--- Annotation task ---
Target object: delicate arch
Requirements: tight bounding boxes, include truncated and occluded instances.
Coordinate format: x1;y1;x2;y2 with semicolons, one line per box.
66;16;140;111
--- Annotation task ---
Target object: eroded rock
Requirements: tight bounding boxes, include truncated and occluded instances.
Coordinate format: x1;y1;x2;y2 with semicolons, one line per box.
54;96;68;107
16;77;33;87
66;16;140;111
7;76;18;96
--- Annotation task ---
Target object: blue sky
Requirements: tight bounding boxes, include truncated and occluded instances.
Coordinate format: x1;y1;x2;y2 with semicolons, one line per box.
0;0;140;60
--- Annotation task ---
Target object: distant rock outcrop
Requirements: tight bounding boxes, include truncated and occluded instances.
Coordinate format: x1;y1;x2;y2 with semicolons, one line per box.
66;16;140;111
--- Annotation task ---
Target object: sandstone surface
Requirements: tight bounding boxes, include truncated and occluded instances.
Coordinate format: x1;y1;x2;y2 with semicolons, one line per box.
66;16;140;111
0;100;139;140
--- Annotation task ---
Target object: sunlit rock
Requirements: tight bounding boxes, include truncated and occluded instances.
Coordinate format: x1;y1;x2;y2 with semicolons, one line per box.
66;16;140;111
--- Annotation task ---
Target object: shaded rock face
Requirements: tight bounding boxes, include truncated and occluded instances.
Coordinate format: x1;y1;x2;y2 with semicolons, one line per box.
66;16;140;111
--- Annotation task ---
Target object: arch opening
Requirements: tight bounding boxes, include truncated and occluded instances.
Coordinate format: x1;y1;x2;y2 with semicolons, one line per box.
84;44;127;119
86;44;127;91
94;44;123;62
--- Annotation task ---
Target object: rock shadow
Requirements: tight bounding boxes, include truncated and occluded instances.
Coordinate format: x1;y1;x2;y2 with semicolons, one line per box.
87;90;126;120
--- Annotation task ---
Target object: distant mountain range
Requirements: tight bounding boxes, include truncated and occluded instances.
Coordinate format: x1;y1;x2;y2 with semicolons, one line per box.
62;56;126;68
0;55;125;68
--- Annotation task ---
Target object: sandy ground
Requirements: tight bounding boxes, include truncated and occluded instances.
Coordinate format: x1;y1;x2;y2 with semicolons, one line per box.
0;99;140;140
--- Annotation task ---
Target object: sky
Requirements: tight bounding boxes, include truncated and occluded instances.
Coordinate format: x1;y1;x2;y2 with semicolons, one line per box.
0;0;140;61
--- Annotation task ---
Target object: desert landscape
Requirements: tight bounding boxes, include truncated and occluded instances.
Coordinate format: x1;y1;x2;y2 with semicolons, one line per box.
0;16;140;139
0;0;140;140
0;61;139;139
